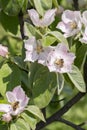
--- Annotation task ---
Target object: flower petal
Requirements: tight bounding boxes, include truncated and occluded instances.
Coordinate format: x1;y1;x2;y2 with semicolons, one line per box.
42;9;56;27
0;104;11;113
28;9;40;27
12;86;25;100
6;92;16;103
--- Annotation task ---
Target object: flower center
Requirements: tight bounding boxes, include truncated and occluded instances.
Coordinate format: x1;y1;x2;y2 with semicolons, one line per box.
36;45;43;54
11;101;19;111
54;59;64;68
70;21;77;29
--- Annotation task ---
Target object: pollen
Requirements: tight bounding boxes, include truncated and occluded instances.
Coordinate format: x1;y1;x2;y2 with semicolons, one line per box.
70;21;77;29
11;101;19;111
55;58;64;68
36;45;43;54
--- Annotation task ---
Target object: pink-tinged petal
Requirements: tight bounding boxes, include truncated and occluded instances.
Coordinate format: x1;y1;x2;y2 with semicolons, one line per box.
12;86;25;100
57;22;68;33
2;113;12;122
24;37;36;51
0;45;8;57
0;104;11;113
21;95;29;108
82;11;87;26
24;51;34;62
28;9;40;27
42;8;57;27
62;10;74;23
55;43;68;53
6;92;16;103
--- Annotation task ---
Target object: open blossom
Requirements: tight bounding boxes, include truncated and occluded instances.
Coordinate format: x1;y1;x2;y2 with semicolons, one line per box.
56;10;82;37
28;8;56;27
24;37;52;65
0;86;29;121
46;43;75;73
0;44;8;57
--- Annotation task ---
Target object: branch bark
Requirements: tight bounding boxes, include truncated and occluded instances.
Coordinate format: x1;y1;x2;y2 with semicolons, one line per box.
36;92;86;130
18;10;25;40
73;0;79;10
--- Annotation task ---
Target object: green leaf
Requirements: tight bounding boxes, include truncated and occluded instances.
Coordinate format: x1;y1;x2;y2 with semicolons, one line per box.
21;112;37;130
75;44;87;69
0;11;20;37
52;0;59;7
42;35;56;46
41;0;52;10
67;65;86;92
0;0;25;16
10;123;17;130
33;0;44;16
46;31;68;46
0;63;21;97
0;63;12;96
56;73;64;95
25;22;42;39
26;105;45;122
22;0;28;13
15;118;31;130
32;66;57;108
28;62;43;89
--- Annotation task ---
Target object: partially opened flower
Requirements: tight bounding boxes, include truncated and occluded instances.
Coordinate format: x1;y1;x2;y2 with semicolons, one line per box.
46;43;75;73
0;86;29;119
24;37;52;65
0;44;8;57
56;10;82;37
28;9;56;27
2;113;12;123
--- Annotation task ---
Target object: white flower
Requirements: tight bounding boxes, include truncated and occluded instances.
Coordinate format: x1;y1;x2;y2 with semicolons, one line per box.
56;10;82;37
79;27;87;44
0;86;29;118
46;43;75;73
28;9;56;27
24;37;52;66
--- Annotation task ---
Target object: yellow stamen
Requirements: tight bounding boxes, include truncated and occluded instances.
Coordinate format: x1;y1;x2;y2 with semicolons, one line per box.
55;59;64;68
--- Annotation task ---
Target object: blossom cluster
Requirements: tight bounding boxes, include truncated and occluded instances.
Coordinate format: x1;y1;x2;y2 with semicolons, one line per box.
0;86;29;122
24;37;75;73
57;10;87;44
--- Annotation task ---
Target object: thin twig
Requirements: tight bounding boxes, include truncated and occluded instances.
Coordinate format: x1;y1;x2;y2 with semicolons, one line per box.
36;92;86;130
18;10;25;40
58;118;85;130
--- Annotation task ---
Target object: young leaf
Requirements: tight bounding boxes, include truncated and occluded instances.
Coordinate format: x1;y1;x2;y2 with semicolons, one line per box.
42;35;56;46
25;105;45;122
10;123;17;130
56;73;64;95
67;65;86;92
46;31;68;46
33;0;44;16
15;118;31;130
21;112;37;130
41;0;52;10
